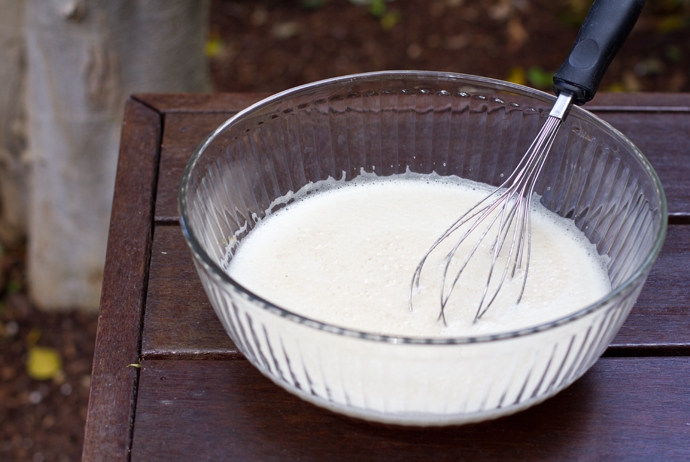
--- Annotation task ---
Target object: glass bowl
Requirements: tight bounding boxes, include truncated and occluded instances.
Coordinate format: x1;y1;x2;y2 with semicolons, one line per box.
179;71;666;425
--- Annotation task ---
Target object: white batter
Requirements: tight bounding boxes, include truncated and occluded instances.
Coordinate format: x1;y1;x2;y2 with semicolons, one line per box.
226;174;611;337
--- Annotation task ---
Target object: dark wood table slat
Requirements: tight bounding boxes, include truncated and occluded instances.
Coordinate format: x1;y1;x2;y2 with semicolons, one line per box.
153;110;690;222
155;113;233;221
135;92;271;113
141;224;690;357
597;112;690;216
142;225;238;358
83;100;162;461
130;357;690;461
609;226;690;350
588;91;690;110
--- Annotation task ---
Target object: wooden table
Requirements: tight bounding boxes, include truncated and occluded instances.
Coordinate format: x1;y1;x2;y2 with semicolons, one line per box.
83;92;690;461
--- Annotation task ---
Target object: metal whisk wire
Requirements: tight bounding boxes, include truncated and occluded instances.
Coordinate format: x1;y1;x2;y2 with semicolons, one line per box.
409;93;573;324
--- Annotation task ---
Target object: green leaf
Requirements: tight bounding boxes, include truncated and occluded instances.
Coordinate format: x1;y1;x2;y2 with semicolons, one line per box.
370;0;386;17
380;10;401;30
527;66;554;89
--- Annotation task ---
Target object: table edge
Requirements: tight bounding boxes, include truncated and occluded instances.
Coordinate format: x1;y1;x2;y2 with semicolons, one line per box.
83;98;162;462
133;91;690;114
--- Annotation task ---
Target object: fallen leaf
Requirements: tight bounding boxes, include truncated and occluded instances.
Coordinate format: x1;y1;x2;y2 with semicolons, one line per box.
381;10;401;30
204;38;225;58
506;66;527;86
27;346;62;381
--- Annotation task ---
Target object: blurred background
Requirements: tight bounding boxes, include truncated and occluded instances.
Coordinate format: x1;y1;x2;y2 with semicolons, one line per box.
1;0;689;460
208;0;690;93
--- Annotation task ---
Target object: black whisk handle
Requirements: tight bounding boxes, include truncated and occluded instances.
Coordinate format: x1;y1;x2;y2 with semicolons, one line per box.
553;0;646;105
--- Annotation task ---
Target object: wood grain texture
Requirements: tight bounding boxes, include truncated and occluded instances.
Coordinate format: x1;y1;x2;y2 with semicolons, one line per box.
610;225;690;350
134;92;270;113
597;112;690;216
141;225;238;359
155;113;230;221
588;92;690;110
82;100;162;461
142;224;690;356
152;108;690;223
130;358;690;461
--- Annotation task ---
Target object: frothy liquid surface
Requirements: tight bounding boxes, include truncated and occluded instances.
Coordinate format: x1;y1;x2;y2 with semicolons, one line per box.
227;176;611;337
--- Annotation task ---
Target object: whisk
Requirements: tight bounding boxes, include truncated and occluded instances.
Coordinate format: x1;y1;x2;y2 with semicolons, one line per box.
410;0;646;324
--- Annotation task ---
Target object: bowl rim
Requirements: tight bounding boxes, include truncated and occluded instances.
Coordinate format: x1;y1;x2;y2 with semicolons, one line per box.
178;70;668;345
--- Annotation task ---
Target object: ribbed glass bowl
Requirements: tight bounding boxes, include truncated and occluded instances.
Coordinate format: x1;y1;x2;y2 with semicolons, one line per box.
179;71;666;426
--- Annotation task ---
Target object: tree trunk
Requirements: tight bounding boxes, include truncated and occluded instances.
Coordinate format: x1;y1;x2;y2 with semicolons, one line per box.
0;0;28;245
25;0;211;311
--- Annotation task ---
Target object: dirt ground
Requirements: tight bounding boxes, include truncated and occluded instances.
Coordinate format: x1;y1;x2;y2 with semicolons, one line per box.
2;1;689;460
208;0;690;94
